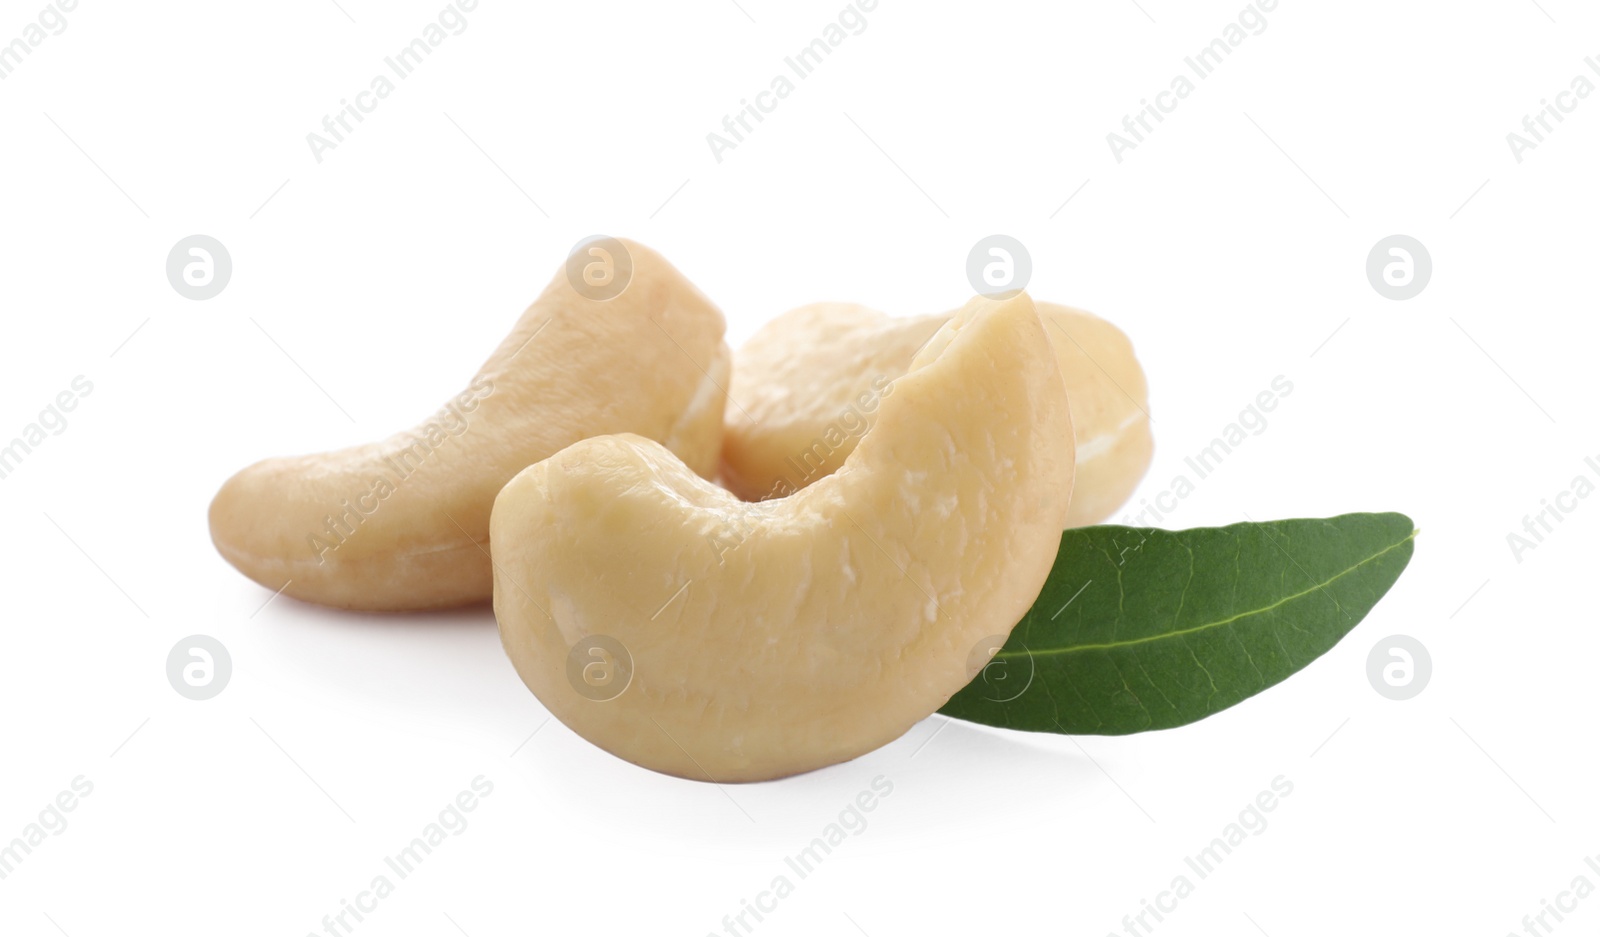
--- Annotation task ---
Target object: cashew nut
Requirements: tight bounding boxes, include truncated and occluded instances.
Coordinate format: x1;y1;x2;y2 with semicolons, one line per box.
720;301;1152;526
491;293;1073;781
209;240;730;611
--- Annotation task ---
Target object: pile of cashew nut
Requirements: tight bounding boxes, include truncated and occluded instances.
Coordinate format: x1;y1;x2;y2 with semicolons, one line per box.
210;239;1152;781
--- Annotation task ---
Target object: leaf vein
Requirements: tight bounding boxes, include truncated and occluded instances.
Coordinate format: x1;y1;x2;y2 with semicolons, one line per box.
995;530;1416;659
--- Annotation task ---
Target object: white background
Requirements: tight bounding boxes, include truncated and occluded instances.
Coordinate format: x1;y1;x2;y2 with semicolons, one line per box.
1;0;1597;934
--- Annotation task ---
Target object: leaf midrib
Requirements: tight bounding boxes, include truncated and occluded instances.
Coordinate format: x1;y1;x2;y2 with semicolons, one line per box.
995;529;1417;659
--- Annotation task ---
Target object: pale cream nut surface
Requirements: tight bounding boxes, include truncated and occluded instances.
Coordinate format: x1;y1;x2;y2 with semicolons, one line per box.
492;293;1074;782
209;239;730;611
721;301;1151;526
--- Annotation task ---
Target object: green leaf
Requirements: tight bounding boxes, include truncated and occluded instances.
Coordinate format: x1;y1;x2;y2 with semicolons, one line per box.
939;513;1417;735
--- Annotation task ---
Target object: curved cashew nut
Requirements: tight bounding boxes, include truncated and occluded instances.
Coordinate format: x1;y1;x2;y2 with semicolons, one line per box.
209;240;730;611
491;293;1074;781
721;300;1152;526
